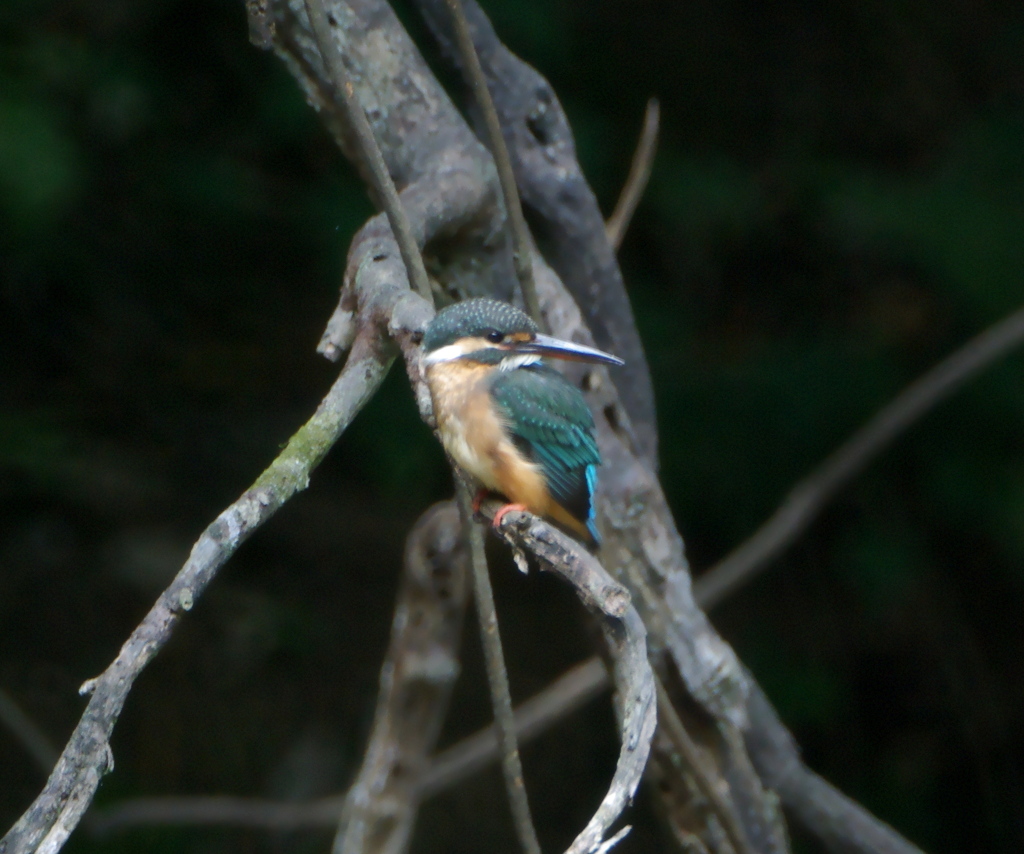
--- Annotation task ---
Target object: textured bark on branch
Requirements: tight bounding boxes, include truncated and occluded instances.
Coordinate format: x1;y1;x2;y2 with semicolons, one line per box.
487;503;656;854
3;1;934;853
413;0;659;471
254;3;779;849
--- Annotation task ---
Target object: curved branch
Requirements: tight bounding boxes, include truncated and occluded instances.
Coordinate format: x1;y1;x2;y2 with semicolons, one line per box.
490;505;656;854
695;302;1024;609
606;99;659;252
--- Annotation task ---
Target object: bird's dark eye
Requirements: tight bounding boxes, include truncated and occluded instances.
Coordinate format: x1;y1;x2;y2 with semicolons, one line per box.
485;330;503;343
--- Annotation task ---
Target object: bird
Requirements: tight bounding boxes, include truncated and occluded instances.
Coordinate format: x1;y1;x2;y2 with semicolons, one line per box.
421;297;624;544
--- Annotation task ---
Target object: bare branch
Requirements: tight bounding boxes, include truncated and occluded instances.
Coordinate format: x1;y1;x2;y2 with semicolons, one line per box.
695;302;1024;609
489;504;657;854
442;0;542;326
744;679;925;854
419;656;608;798
0;333;394;854
459;487;542;854
605;99;659;252
303;0;434;305
336;501;469;854
413;0;660;468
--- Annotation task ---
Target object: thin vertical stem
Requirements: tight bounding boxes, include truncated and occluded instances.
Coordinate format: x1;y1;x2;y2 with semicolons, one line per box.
457;485;542;854
304;0;434;305
605;98;659;252
444;0;544;329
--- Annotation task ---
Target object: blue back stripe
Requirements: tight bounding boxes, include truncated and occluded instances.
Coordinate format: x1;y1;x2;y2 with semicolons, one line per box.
585;464;599;543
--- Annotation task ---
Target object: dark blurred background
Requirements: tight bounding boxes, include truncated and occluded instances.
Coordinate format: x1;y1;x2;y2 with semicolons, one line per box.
2;0;1023;852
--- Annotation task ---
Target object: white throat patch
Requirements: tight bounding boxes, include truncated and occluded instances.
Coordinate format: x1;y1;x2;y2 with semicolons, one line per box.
499;353;542;371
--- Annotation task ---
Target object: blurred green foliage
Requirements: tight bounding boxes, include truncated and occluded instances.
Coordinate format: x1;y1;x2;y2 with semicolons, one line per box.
2;1;1023;852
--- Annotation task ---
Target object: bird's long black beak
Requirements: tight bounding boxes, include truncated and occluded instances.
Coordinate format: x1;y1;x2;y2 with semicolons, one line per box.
517;333;624;366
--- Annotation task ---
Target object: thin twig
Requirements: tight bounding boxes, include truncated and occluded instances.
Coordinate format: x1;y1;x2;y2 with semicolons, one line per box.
695;302;1024;608
457;486;542;854
420;656;608;797
605;98;659;252
0;688;60;778
303;0;435;305
443;0;543;327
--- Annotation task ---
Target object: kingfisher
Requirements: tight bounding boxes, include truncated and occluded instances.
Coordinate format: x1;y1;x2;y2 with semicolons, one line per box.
421;298;623;544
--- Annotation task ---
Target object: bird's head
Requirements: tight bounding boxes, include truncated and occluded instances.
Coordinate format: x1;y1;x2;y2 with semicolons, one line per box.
422;298;624;370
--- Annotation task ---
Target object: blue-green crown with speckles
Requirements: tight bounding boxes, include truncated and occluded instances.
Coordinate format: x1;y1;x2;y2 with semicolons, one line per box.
422;298;537;352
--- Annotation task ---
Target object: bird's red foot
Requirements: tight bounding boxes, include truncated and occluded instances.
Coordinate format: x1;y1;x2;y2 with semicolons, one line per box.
472;488;489;518
492;503;528;529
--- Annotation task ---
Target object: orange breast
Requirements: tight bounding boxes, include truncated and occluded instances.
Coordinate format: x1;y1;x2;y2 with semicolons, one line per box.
426;361;561;522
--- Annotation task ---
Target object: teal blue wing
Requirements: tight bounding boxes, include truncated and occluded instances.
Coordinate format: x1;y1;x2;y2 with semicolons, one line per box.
490;365;601;541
